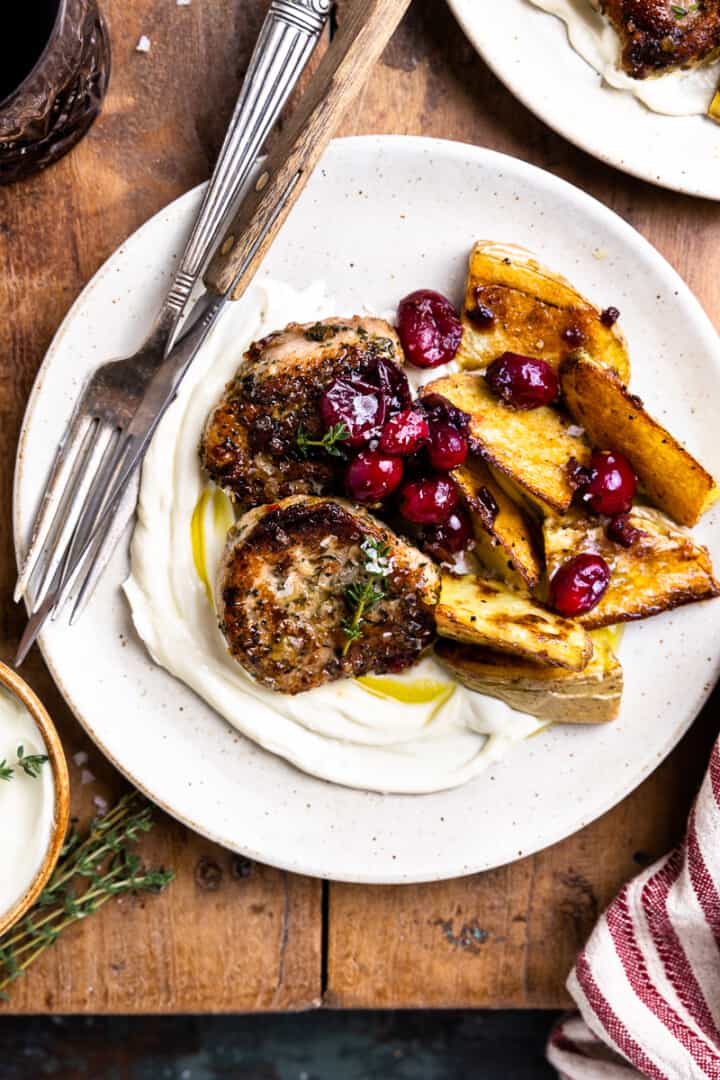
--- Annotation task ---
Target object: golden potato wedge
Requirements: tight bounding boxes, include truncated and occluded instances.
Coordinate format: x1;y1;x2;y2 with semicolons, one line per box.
452;458;542;589
435;572;593;671
459;241;630;382
425;372;589;514
435;629;623;725
543;506;720;629
560;353;719;527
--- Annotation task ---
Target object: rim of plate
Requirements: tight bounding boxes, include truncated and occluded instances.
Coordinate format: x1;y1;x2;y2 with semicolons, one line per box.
13;135;720;883
447;0;720;200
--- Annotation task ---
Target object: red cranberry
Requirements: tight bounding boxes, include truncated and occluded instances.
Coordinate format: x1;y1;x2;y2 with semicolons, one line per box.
399;475;459;525
607;513;645;548
486;353;559;409
466;290;496;329
320;378;386;448
418;392;470;434
427;421;468;471
371;356;412;414
379;409;429;456
601;306;620;328
346;450;403;503
421;509;474;562
580;450;636;516
550;554;611;617
397;289;463;369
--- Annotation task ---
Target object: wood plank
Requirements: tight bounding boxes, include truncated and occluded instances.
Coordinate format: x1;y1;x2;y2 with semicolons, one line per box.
0;0;322;1014
326;0;720;1009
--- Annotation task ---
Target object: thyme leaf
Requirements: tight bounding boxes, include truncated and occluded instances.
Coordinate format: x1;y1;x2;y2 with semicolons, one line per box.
342;537;393;656
16;745;49;779
296;422;350;459
0;760;13;782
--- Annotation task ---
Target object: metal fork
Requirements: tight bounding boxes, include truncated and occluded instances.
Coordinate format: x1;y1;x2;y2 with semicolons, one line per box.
14;0;332;663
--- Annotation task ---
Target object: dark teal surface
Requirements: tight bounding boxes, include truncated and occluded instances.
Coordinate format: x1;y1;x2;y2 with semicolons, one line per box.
0;1011;559;1078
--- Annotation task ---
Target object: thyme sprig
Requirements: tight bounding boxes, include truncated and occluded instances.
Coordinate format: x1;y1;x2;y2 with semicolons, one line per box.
342;537;392;656
296;422;350;459
0;790;174;998
0;746;49;782
16;746;49;779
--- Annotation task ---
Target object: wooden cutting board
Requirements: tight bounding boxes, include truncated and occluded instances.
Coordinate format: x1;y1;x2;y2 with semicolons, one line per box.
1;0;718;1013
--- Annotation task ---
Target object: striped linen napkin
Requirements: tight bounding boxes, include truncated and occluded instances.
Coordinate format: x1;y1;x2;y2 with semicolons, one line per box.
546;739;720;1079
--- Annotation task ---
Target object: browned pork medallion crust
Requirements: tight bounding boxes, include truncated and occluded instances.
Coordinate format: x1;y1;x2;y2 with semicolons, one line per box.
601;0;720;78
216;497;441;695
201;317;403;510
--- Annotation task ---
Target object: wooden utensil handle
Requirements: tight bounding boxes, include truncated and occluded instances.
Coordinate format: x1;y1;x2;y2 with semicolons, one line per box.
203;0;411;300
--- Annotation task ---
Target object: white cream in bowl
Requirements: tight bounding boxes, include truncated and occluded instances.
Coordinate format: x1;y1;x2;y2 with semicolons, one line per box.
0;684;55;919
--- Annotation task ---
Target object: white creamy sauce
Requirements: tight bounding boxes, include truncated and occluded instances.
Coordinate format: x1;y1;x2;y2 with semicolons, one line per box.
528;0;720;116
124;281;543;795
0;686;54;918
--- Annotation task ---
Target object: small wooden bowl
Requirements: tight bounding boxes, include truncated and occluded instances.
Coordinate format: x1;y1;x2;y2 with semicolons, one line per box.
0;662;70;937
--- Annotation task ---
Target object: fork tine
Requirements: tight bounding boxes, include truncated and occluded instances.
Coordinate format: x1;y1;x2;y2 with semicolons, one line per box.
14;410;94;603
68;477;139;625
14;431;131;664
19;417;103;608
49;429;132;620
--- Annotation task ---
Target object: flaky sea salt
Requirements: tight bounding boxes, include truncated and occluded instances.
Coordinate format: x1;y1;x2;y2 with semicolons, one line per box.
136;35;151;53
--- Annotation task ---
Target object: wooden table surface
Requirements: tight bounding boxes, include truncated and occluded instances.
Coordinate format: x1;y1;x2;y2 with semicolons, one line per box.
1;0;719;1014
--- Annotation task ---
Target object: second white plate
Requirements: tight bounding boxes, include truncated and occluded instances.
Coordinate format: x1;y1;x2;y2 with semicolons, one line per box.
449;0;720;199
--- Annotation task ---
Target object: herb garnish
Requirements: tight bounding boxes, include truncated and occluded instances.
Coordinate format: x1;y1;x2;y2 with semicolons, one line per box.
297;422;350;458
304;322;350;343
342;537;392;655
0;791;174;998
16;746;49;779
672;3;698;15
0;746;49;782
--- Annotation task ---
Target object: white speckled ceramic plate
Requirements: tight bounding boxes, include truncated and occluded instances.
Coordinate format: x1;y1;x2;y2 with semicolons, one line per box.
14;136;720;883
448;0;720;199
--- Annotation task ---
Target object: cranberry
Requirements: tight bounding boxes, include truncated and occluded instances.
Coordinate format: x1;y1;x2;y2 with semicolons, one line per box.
550;554;611;617
486;353;559;409
601;306;620;328
380;409;429;456
320;378;386;448
397;289;463;369
466;290;496;329
427;421;468;471
346;450;404;503
371;356;412;414
399;475;459;525
580;450;636;516
421;509;474;562
418;393;470;434
607;513;645;548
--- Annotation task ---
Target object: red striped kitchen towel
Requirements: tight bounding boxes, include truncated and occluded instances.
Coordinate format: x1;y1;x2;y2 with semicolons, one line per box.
547;739;720;1079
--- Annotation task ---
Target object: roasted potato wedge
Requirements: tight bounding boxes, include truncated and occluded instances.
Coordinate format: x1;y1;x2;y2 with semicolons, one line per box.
435;629;623;725
560;353;719;527
452;458;542;589
435;572;593;671
425;373;589;514
543;506;720;629
459;242;630;382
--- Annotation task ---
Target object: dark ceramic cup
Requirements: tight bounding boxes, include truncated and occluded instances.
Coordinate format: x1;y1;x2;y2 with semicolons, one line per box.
0;0;111;185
